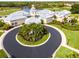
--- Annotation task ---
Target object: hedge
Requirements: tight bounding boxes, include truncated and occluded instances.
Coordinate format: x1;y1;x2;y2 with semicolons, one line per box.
50;20;79;31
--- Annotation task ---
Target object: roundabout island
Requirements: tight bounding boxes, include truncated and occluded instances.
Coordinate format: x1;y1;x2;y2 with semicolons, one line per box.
16;23;50;47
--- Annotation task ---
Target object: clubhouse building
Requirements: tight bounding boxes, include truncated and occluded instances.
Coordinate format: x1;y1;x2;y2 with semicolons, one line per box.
3;5;71;26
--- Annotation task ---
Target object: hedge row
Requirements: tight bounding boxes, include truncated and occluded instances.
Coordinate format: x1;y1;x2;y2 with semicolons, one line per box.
51;20;79;31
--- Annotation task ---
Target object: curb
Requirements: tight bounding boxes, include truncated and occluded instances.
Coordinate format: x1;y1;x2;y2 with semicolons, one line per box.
16;33;51;47
1;26;21;58
44;24;67;58
0;24;67;58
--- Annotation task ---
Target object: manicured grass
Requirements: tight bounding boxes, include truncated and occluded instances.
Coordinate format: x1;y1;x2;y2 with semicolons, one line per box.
49;23;79;49
0;7;21;16
45;7;71;11
0;49;7;58
55;46;79;58
17;33;49;45
70;14;79;17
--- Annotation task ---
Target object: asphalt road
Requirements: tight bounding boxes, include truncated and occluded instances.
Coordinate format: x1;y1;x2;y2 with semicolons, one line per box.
3;26;62;58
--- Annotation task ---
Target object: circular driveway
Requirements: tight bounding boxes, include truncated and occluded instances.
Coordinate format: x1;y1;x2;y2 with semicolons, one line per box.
3;26;62;58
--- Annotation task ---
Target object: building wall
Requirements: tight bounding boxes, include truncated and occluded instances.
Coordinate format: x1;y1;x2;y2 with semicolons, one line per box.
10;18;25;26
46;17;53;23
43;17;53;23
56;17;63;22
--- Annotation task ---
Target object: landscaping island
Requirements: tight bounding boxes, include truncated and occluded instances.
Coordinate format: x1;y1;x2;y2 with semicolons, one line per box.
16;23;50;46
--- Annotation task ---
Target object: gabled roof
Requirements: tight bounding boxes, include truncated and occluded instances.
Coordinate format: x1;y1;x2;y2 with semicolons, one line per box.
55;10;71;18
37;9;55;18
4;5;71;24
4;11;28;22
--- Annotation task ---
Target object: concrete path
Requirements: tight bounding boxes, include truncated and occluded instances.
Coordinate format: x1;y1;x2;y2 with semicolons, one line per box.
45;24;67;57
0;31;6;49
45;24;79;57
63;45;79;54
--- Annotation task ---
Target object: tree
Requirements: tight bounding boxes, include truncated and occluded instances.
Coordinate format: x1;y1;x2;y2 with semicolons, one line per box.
63;17;68;23
70;4;79;14
41;20;44;24
19;23;48;42
71;18;77;25
0;20;4;27
2;24;10;30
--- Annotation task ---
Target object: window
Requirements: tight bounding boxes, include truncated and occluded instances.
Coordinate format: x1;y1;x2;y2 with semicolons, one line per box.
15;22;17;25
12;23;14;25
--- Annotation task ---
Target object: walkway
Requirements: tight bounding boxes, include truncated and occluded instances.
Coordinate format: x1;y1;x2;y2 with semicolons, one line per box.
45;24;79;57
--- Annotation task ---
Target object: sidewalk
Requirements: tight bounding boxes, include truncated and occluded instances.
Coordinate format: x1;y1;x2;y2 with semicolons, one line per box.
0;26;21;57
44;24;67;57
63;45;79;54
45;24;67;45
0;31;7;49
45;24;79;57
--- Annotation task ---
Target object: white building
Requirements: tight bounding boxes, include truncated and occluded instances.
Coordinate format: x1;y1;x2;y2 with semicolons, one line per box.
4;5;71;26
3;11;28;26
55;10;71;22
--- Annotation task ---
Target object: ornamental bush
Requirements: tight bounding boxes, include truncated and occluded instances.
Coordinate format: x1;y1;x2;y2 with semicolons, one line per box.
0;20;4;27
70;4;79;14
50;20;79;31
2;24;11;30
19;23;48;42
61;24;79;31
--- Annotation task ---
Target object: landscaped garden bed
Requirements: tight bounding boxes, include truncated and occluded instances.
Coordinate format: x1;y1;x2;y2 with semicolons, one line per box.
17;23;50;46
0;20;11;30
17;33;49;45
49;20;79;31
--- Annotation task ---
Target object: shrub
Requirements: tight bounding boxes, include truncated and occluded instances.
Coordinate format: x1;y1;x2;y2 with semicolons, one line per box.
70;4;79;14
0;20;4;27
61;23;79;31
51;20;62;25
19;23;48;42
2;24;11;30
50;20;79;31
41;20;44;24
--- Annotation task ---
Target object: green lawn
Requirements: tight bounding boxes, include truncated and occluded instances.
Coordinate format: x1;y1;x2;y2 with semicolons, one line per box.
49;23;79;50
55;46;79;58
0;7;21;16
17;33;49;45
70;14;79;18
45;7;71;11
0;49;7;58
